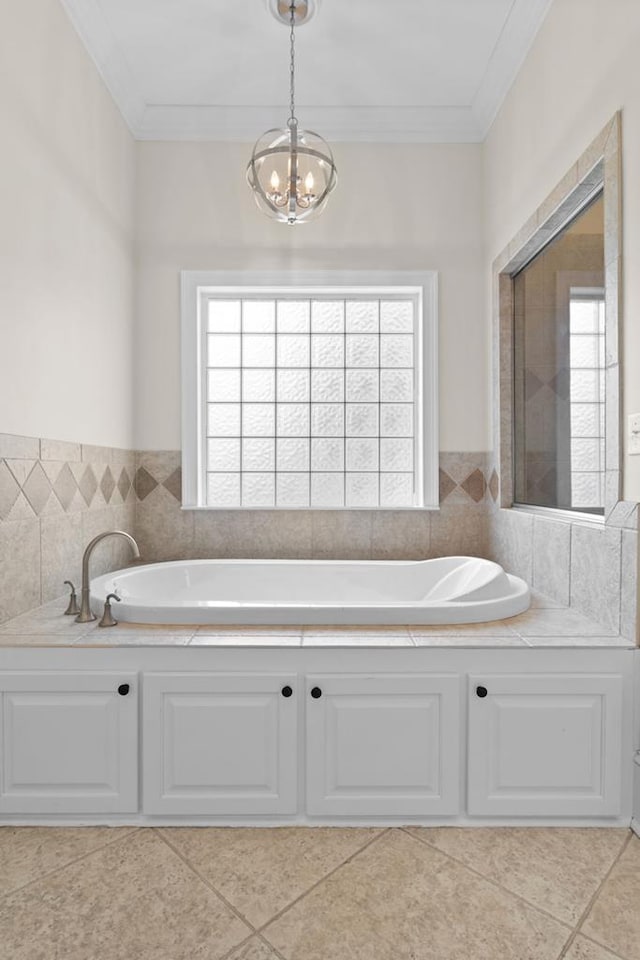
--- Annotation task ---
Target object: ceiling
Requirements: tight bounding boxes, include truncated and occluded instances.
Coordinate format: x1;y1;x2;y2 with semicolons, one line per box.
59;0;553;142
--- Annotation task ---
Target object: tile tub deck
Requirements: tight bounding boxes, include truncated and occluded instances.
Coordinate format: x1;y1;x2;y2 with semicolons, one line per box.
0;592;634;648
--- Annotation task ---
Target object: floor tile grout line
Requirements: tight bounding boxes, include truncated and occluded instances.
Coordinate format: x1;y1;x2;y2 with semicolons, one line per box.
217;931;262;960
153;828;259;934
157;826;390;948
554;922;583;959
572;932;632;960
255;828;393;936
0;826;142;903
254;931;290;960
399;827;580;933
557;830;635;960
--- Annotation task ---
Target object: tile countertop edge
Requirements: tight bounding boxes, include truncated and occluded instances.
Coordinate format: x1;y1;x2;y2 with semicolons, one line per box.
0;631;633;649
0;596;635;648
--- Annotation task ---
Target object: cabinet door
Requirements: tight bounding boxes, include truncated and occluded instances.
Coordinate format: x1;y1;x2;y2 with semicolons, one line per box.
143;673;297;815
0;672;138;814
468;673;623;817
306;674;459;816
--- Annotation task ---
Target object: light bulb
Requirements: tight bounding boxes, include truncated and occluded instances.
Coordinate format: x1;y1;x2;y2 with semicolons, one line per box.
270;170;280;191
304;171;315;193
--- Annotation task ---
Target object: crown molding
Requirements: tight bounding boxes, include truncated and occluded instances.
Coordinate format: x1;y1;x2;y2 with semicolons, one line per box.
59;0;553;144
472;0;555;136
135;105;483;143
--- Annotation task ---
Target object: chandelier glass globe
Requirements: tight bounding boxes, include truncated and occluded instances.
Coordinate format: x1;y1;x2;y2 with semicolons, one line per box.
247;119;337;225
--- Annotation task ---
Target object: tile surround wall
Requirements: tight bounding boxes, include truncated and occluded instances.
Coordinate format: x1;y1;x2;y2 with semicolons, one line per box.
1;430;636;643
0;435;490;626
134;450;491;563
487;498;638;639
0;434;136;624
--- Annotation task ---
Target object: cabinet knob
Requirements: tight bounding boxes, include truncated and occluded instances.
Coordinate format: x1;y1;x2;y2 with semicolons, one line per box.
310;686;322;699
118;683;130;696
281;685;293;698
476;685;488;699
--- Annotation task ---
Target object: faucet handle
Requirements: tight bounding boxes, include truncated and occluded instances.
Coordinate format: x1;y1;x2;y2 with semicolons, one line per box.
98;593;121;629
63;581;80;617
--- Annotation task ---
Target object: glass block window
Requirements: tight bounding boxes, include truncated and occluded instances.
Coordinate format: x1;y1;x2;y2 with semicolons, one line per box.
181;274;438;509
569;290;605;510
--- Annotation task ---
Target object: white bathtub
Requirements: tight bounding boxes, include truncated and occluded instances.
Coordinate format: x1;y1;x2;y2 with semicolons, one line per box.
91;556;530;625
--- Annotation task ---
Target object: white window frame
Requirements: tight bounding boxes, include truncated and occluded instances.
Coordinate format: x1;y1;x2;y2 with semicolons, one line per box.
181;270;439;510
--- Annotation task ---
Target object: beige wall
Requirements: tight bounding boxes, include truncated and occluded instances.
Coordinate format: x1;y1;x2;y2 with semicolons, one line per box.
0;0;136;449
134;141;486;452
483;0;640;500
4;0;639;493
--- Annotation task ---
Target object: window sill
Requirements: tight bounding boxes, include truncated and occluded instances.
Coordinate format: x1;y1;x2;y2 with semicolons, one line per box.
181;505;441;513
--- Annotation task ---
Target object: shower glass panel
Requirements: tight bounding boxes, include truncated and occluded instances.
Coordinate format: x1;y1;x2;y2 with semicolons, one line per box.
513;193;605;514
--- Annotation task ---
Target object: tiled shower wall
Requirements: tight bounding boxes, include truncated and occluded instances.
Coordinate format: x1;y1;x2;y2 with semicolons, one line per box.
0;434;136;624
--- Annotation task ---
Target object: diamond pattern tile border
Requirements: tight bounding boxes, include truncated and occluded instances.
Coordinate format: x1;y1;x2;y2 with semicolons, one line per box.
100;466;116;503
78;466;98;507
117;467;132;502
0;439;491;516
0;443;135;519
137;453;491;507
53;463;78;511
22;463;53;515
0;461;21;520
134;467;158;501
163;468;182;502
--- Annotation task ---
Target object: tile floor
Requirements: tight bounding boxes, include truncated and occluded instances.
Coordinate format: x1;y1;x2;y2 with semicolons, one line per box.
0;825;638;960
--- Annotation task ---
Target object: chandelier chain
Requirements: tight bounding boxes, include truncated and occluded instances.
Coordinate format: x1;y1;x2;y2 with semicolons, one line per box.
289;2;296;123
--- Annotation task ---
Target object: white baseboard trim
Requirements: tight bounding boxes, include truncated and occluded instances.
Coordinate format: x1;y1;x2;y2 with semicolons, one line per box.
0;815;633;829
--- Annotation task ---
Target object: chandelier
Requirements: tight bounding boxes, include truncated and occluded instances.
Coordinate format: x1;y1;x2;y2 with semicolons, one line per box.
247;0;337;224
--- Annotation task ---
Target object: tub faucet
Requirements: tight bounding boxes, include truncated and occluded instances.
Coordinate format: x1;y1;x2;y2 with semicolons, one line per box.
75;531;141;623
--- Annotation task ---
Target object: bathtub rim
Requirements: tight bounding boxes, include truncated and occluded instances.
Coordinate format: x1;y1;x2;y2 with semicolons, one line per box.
90;557;531;626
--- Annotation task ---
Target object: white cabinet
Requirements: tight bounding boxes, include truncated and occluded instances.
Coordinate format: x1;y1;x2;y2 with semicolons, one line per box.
0;672;138;814
305;674;460;816
468;673;623;817
0;656;629;824
143;673;297;815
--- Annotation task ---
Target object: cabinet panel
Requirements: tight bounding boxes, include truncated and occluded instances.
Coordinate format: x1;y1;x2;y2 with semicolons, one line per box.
306;674;459;816
143;673;297;815
0;672;138;814
468;674;623;817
